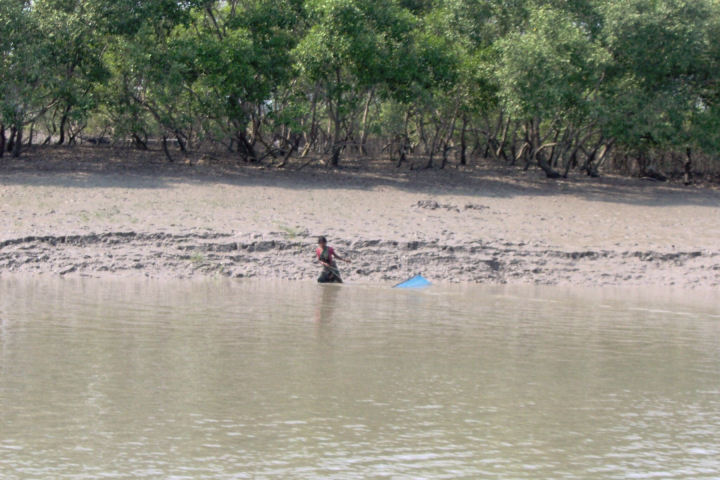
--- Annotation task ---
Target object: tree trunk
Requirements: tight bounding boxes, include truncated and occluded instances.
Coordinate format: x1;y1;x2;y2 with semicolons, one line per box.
237;132;257;162
562;128;595;178
534;142;561;178
162;136;174;162
423;110;451;170
683;147;693;185
496;115;511;162
329;108;342;167
7;126;16;153
68;121;86;145
396;135;408;168
320;124;331;154
562;146;575;178
330;140;342;167
249;112;261;149
12;123;23;158
522;122;533;170
301;84;320;158
277;134;299;168
57;105;71;145
424;130;440;169
0;124;5;158
132;133;148;150
516;142;530;169
459;116;467;166
507;122;519;165
359;88;374;155
395;110;411;168
417;116;428;155
637;151;651;177
536;154;561;178
439;108;459;169
548;128;563;169
175;131;187;152
327;70;344;167
440;141;453;169
593;141;612;175
584;138;612;177
526;119;560;178
470;130;482;157
423;150;435;170
488;112;504;159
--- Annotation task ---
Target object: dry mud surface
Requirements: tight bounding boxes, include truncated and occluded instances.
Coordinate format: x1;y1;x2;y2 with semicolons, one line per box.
1;148;719;287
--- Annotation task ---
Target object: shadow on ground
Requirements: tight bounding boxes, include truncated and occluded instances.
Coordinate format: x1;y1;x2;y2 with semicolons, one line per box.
1;145;718;207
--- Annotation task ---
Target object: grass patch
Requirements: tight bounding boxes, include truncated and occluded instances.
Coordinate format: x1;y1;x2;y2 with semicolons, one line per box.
190;252;205;264
275;223;304;239
94;206;121;220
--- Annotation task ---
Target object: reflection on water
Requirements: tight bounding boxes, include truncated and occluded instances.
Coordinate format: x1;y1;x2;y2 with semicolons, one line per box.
1;278;719;479
315;283;341;324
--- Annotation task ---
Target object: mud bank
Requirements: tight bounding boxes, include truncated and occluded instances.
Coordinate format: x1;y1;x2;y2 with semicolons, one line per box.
1;231;718;287
2;150;719;287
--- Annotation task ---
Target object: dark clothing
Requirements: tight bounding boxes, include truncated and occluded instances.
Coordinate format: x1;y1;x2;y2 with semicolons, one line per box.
318;264;342;283
317;246;342;283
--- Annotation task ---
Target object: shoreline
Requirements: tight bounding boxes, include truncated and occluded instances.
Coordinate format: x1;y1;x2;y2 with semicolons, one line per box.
0;230;717;288
1;149;719;288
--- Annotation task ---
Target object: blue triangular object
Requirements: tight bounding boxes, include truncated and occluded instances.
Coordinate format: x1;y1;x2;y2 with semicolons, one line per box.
393;274;431;288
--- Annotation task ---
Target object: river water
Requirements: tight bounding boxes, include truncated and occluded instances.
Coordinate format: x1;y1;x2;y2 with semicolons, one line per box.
1;278;719;479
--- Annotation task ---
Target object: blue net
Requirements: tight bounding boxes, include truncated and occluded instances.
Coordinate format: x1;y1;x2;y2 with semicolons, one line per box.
393;275;431;288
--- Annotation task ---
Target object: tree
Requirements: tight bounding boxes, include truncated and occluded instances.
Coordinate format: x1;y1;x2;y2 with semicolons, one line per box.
497;5;609;177
598;0;715;175
0;0;718;180
0;1;54;157
34;0;110;145
190;0;301;161
294;0;416;166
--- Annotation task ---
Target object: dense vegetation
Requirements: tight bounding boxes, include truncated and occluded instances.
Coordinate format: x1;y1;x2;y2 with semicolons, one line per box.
2;0;720;181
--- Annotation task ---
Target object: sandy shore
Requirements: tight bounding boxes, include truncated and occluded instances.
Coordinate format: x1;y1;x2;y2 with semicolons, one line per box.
1;148;719;287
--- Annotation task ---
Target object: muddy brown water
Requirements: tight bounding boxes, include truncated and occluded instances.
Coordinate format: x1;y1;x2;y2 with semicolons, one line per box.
1;278;719;479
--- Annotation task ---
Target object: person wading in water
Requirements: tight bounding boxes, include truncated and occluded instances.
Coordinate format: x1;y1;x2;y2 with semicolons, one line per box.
316;236;350;283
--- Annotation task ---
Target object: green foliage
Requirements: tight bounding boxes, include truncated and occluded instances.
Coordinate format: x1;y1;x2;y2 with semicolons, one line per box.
598;0;716;153
497;5;609;123
2;0;720;176
294;0;421;163
0;2;44;125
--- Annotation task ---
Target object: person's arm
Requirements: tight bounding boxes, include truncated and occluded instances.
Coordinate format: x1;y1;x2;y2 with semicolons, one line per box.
333;251;350;263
